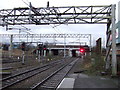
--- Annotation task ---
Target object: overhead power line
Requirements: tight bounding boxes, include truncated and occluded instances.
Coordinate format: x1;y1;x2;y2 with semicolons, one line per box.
21;0;29;6
49;24;62;34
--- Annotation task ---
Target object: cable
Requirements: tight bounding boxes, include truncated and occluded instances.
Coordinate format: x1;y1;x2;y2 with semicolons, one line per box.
53;27;62;34
21;0;62;35
20;25;31;31
54;26;63;34
21;0;62;34
26;0;29;3
49;24;61;34
21;0;29;6
65;25;73;34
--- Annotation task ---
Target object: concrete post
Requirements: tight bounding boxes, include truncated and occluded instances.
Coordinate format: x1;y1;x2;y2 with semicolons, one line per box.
90;34;92;55
69;48;72;57
49;48;52;55
22;51;25;64
9;35;13;57
106;52;110;69
111;4;117;76
64;34;66;58
44;50;46;57
38;50;40;62
36;43;38;59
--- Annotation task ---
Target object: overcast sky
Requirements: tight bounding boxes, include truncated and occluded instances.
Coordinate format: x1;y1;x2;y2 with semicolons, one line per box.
0;0;120;46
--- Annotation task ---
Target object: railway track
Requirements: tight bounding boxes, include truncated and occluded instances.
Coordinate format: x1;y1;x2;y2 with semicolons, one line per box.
31;58;78;90
2;59;21;64
1;59;66;90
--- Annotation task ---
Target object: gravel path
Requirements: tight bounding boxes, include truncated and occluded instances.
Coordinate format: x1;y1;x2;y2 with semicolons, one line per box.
66;58;84;78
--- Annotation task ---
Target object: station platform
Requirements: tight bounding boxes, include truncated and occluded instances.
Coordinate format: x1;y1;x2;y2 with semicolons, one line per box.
57;73;119;89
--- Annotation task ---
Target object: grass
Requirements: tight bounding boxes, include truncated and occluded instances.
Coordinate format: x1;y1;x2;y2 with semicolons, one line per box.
80;50;120;77
81;52;107;76
2;70;11;72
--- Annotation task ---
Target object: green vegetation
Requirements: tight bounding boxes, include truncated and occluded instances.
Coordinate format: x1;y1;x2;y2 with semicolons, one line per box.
2;70;11;72
46;54;62;62
82;52;106;76
47;53;52;61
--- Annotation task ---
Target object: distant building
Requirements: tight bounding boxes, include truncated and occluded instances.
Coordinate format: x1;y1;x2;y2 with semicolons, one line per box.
116;1;120;55
116;21;120;54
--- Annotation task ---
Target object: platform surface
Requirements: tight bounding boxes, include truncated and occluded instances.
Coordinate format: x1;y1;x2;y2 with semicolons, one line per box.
57;74;119;90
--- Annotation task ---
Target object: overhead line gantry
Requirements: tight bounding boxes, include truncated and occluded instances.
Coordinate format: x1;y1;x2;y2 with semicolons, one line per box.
0;4;112;25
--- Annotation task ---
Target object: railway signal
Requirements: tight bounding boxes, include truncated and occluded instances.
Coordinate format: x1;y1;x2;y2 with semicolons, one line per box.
43;45;47;57
21;42;26;65
79;48;85;59
21;42;26;51
79;48;85;53
37;44;43;62
37;44;43;50
43;45;47;50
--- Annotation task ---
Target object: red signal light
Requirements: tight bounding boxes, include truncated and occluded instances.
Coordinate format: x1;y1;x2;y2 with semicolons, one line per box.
44;48;46;50
79;48;85;53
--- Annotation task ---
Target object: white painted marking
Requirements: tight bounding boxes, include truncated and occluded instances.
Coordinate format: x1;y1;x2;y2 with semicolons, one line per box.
57;78;75;90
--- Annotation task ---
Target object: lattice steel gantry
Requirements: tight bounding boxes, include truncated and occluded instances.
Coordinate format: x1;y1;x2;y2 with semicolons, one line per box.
0;4;112;25
0;34;90;38
0;4;117;76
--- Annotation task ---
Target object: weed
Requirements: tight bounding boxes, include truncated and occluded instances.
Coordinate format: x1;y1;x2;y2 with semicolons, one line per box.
82;52;106;76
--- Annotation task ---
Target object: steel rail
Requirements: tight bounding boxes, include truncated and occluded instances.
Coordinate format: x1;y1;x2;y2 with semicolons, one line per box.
1;59;64;90
30;58;78;90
